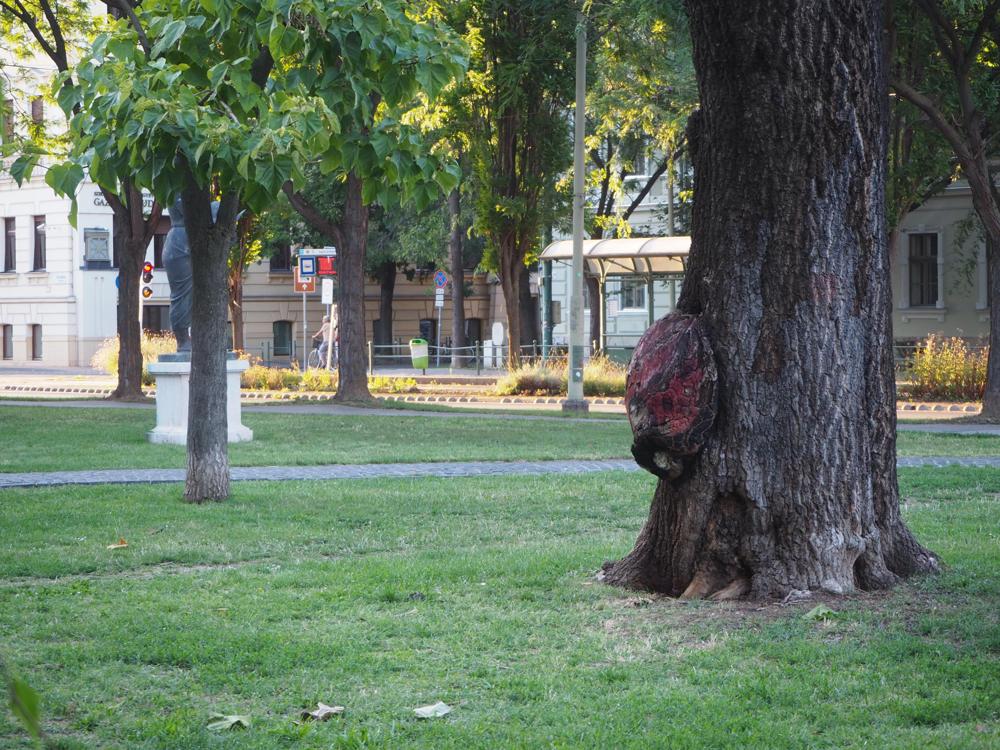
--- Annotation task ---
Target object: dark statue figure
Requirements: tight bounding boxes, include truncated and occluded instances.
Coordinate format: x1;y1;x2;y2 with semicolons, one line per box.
163;197;193;351
163;197;224;352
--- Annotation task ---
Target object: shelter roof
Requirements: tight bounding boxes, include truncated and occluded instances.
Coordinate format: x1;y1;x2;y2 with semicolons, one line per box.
539;236;690;275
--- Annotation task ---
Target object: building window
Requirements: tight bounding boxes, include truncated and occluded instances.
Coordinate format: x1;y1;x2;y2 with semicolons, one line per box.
30;97;43;125
142;304;170;333
273;320;292;356
620;278;646;310
270;244;292;272
3;218;14;272
30;324;42;360
908;233;938;307
32;216;45;271
2;325;12;359
153;233;166;268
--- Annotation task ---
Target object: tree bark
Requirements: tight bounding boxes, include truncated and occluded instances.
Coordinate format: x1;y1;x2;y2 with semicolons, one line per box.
108;182;161;401
334;172;372;402
228;275;244;353
517;264;538;352
586;273;601;353
182;178;239;503
603;0;938;600
448;187;466;367
375;260;396;347
983;233;1000;415
498;245;522;367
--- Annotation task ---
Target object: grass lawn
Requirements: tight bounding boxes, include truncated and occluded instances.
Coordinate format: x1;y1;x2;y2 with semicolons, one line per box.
0;405;633;473
2;405;1000;474
1;467;998;748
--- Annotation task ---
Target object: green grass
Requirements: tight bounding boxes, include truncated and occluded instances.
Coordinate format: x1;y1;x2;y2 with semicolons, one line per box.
895;430;1000;456
2;405;1000;475
1;468;998;748
0;405;633;473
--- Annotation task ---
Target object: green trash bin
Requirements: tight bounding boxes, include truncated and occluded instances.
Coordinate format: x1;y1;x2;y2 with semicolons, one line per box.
409;338;429;370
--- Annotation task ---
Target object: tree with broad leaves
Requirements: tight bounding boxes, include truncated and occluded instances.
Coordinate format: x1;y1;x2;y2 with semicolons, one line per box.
55;0;464;501
0;0;163;400
602;0;938;600
582;0;696;350
462;0;576;366
889;0;1000;415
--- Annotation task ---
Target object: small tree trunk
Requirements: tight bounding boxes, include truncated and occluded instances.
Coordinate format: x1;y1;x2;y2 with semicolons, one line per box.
375;260;396;346
112;228;146;401
335;172;372;402
109;182;160;401
586;273;601;353
182;181;239;503
603;0;937;600
982;233;1000;416
448;188;466;367
518;264;538;351
228;272;245;352
499;248;522;368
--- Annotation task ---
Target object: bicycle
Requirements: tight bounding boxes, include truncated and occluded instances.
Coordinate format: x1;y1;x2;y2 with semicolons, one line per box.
307;342;337;369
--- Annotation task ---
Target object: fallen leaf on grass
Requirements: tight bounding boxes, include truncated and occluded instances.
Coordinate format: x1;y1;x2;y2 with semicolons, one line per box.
207;713;251;731
413;701;452;719
300;703;344;721
106;538;128;550
802;604;836;622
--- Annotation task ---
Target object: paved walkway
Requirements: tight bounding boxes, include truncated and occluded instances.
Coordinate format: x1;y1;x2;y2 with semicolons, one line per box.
2;456;999;489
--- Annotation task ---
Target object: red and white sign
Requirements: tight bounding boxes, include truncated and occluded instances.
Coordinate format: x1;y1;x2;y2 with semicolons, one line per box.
294;266;315;293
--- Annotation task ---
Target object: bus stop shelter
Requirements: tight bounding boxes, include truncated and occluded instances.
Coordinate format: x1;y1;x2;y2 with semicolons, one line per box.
539;236;691;349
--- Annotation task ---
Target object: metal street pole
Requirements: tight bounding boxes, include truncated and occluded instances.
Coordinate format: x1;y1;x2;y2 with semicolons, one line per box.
564;11;589;413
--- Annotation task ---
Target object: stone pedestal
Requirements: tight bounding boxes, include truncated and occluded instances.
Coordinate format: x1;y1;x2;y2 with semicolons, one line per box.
147;355;253;444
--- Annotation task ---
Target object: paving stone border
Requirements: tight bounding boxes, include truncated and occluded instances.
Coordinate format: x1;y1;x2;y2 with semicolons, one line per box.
2;383;984;412
1;456;997;490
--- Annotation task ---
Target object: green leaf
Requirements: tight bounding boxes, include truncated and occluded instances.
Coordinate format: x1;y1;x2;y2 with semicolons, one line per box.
206;713;250;731
9;154;36;186
151;20;187;58
802;604;837;622
8;676;41;739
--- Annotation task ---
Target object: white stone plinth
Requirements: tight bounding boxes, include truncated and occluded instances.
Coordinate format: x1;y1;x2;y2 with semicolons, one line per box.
147;357;253;444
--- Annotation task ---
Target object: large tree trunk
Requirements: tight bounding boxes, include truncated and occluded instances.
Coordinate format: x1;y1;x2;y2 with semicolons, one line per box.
182;180;240;503
374;260;396;347
448;188;466;367
335;172;372;402
603;0;938;600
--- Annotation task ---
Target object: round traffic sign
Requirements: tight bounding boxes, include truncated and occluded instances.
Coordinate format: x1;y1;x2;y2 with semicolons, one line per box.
434;270;448;289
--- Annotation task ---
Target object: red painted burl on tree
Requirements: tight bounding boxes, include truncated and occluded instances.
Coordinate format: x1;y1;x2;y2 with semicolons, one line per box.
626;314;718;480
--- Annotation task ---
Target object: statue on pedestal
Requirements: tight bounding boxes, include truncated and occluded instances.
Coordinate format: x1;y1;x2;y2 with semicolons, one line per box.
163;196;193;352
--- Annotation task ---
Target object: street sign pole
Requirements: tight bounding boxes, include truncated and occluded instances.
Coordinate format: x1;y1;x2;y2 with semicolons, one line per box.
322;277;335;371
302;292;307;368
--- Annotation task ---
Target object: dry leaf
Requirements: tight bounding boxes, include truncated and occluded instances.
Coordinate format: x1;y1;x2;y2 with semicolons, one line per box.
106;538;128;550
413;701;452;719
207;713;250;731
300;702;344;721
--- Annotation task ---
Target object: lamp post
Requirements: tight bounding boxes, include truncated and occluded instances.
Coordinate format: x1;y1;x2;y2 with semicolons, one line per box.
563;10;589;414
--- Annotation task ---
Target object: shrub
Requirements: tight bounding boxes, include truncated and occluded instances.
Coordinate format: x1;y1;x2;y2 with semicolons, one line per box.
242;365;302;390
369;376;419;394
301;368;337;392
90;332;177;385
583;355;627;397
908;335;986;401
496;364;566;396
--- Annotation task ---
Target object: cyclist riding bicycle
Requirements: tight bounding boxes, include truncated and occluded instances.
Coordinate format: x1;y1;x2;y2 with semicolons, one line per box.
311;312;337;368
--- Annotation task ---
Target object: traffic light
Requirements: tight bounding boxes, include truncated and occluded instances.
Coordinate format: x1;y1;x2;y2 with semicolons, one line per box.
142;261;154;299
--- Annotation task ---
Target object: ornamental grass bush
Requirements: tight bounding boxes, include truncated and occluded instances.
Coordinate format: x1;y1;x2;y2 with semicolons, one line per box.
908;334;986;401
495;355;627;398
244;367;418;394
90;332;177;385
